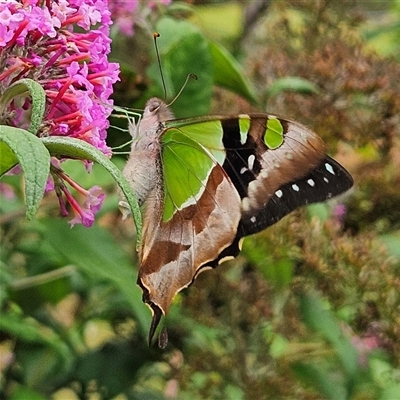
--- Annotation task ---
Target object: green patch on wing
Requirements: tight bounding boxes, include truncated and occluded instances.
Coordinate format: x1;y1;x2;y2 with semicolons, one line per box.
161;120;226;222
264;117;284;149
238;115;250;144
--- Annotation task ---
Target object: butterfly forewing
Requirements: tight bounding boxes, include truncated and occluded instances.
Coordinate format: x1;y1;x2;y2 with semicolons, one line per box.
238;155;353;236
217;115;353;236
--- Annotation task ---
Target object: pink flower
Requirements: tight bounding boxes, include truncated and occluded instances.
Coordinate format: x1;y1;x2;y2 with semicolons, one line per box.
109;0;171;36
0;0;119;226
109;0;138;36
52;166;105;228
0;183;16;200
332;203;347;226
344;323;382;368
351;334;380;367
0;0;119;154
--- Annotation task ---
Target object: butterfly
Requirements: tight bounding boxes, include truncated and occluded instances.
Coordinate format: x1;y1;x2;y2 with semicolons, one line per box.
119;97;353;344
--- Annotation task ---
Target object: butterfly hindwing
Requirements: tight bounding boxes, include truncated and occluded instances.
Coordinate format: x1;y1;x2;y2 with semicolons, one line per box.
161;123;226;221
138;123;241;333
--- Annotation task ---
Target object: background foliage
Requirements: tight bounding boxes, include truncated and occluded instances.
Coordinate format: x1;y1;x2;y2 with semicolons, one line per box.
1;1;400;399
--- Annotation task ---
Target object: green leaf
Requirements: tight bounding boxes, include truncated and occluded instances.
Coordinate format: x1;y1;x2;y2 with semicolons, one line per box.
10;387;47;400
269;334;289;358
380;384;400;400
225;384;245;400
148;16;213;117
266;76;320;98
16;344;65;388
299;293;359;378
72;341;158;398
0;313;55;345
378;232;400;260
0;78;46;135
209;40;257;104
9;266;75;313
35;219;151;338
190;2;243;43
264;258;294;289
292;362;347;400
41;136;142;243
0;312;71;369
307;203;331;222
0;126;50;220
242;236;294;289
370;357;399;389
0;141;18;174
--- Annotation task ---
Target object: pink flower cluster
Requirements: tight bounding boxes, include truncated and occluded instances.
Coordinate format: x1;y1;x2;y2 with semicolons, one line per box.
0;0;120;227
0;0;119;155
50;159;105;227
109;0;171;36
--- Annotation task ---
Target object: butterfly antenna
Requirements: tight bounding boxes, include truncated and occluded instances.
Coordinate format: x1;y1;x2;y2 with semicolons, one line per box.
166;73;198;107
153;32;167;101
154;32;197;106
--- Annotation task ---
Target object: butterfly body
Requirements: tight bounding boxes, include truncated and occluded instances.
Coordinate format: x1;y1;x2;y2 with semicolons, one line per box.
121;99;172;207
120;98;353;341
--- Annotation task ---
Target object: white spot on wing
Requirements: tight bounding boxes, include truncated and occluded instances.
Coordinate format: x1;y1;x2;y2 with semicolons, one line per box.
242;197;251;212
248;180;257;192
324;177;329;183
307;179;315;187
250;216;256;223
240;167;247;174
299;132;308;143
325;162;335;175
275;189;283;198
285;152;293;160
248;154;255;170
292;184;300;191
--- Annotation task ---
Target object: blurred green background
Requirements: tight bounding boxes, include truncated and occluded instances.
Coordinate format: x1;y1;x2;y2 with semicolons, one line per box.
1;1;400;399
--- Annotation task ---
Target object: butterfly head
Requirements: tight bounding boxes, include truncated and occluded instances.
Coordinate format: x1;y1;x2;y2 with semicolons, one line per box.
144;97;174;123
